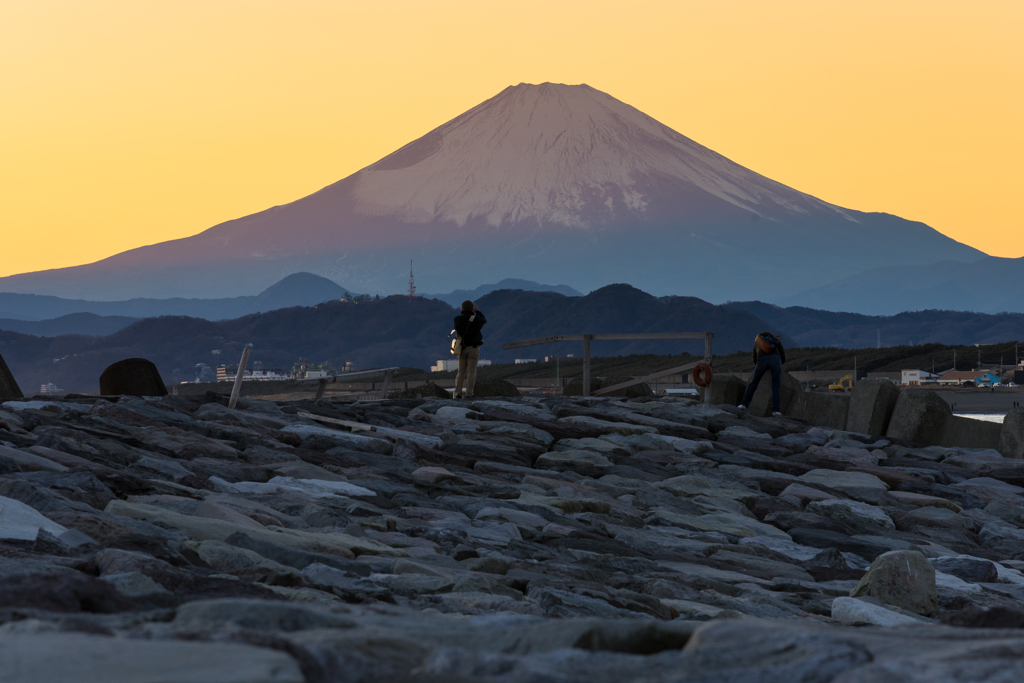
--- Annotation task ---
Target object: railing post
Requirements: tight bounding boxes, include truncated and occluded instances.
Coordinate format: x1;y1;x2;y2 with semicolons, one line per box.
380;368;394;399
582;334;592;397
228;346;249;410
314;377;328;401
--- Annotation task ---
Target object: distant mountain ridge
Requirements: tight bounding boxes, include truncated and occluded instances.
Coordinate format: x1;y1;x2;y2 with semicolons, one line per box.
0;272;348;322
780;255;1024;315
2;284;780;392
728;300;1024;348
0;82;984;304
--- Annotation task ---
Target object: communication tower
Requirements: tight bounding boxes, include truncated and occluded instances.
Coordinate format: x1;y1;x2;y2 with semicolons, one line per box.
408;260;417;299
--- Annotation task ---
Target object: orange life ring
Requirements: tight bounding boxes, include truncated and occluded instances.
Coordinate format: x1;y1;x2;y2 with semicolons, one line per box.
692;362;713;387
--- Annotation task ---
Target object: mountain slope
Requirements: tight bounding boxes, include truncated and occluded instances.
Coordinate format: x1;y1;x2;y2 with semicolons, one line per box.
2;284;781;393
0;83;984;302
423;279;583;307
780;256;1024;315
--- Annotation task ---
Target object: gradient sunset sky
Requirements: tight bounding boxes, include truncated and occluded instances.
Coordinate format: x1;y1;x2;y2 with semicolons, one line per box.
3;0;1021;279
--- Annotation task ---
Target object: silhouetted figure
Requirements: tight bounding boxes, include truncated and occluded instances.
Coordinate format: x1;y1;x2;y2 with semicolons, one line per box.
452;301;486;399
739;332;786;416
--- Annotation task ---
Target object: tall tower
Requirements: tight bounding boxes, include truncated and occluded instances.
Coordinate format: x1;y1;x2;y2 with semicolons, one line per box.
408;260;417;300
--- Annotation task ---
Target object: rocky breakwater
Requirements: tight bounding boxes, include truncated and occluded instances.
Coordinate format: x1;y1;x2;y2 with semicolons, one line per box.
3;392;1024;681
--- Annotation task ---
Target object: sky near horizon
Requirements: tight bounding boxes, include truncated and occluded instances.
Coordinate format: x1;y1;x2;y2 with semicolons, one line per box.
2;0;1021;280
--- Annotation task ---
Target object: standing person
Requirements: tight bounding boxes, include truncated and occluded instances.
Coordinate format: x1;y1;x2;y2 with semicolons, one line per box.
453;300;486;399
739;332;787;416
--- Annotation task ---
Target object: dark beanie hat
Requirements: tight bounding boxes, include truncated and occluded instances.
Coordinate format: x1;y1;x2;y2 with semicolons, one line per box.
461;300;474;313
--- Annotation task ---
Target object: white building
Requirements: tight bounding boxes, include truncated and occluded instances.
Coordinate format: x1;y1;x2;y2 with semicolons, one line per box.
901;370;939;386
431;359;492;372
514;359;537;365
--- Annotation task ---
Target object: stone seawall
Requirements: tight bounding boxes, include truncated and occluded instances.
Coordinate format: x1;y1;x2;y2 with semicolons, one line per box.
705;374;1023;458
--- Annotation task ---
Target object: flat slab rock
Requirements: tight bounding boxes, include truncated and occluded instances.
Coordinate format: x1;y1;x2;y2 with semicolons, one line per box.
0;394;1022;681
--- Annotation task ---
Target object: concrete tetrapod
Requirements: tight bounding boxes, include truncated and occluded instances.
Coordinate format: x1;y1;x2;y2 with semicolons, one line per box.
0;352;22;399
98;358;168;397
846;378;900;436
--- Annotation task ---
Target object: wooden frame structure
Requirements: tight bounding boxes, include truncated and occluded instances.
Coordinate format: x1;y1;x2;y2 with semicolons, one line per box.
295;367;400;401
502;332;713;397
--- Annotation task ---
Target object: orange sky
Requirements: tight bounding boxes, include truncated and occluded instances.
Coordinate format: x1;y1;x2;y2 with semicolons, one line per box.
2;0;1021;279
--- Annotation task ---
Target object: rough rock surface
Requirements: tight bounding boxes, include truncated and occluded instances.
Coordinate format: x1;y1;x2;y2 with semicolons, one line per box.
0;353;23;399
2;393;1024;681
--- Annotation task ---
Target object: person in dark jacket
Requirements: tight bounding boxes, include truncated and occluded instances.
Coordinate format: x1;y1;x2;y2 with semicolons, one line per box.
739;332;787;416
453;300;486;398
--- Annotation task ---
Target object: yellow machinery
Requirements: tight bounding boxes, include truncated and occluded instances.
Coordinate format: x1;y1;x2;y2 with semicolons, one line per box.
829;375;853;392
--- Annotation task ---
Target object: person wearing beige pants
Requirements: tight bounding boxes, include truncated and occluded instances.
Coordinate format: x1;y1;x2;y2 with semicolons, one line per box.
453;300;486;399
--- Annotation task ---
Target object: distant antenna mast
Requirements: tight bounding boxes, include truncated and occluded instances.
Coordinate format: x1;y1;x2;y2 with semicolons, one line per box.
408;260;417;300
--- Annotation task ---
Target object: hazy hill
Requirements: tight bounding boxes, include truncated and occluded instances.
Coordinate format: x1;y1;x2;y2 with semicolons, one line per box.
2;284;779;393
423;279;583;307
780;255;1024;315
0;272;348;322
728;300;1024;348
0;83;982;303
0;313;138;337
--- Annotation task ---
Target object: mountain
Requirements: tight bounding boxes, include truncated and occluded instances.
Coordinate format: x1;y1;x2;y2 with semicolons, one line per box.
1;284;781;393
0;272;348;322
423;279;583;307
727;300;1024;348
780;256;1024;315
0;83;983;303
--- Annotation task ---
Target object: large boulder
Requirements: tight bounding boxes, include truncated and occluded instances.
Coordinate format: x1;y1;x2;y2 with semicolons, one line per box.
0;353;22;399
703;374;746;406
472;377;521;398
99;358;168;397
389;382;451;399
850;550;937;616
563;376;651;398
789;392;849;429
846;379;900;436
885;389;950;446
748;370;802;416
999;408;1024;459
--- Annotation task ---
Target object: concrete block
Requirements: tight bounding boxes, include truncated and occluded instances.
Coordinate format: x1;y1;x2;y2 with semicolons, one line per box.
703;374;746;406
846;379;899;436
99;358;168;397
749;371;802;417
789;392;850;430
885;389;951;446
999;408;1024;459
942;416;1001;450
0;353;22;399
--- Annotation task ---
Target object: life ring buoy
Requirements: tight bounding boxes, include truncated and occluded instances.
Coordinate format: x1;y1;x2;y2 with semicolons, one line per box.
692;362;713;387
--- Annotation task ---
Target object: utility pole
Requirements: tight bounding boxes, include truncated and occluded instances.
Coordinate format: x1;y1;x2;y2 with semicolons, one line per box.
953;349;956;371
854;355;857;386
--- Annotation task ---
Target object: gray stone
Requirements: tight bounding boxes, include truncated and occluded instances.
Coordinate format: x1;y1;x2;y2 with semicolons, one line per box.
99;570;173;598
807;499;895;530
0;495;66;541
174;597;354;632
0;633;303;682
942;415;1002;450
831;596;923;626
850;550;937;616
886;389;951;446
98;357;168;397
535;449;613;470
999;408;1024;459
847;379;900;436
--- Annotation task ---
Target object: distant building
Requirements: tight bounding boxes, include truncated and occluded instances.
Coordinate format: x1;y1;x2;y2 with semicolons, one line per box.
306;369;330;379
901;370;939;386
515;359;537;365
936;370;1001;386
431;359;492;372
40;383;61;395
342;362;355;373
216;365;228;382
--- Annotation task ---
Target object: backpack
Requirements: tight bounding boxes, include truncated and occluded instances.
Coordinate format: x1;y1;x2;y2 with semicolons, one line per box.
450;313;476;356
755;333;780;355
